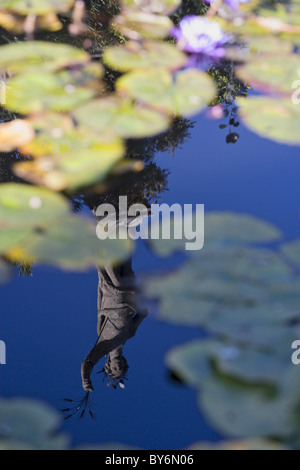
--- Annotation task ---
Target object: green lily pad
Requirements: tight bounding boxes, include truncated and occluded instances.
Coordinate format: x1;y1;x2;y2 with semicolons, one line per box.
146;241;294;327
237;54;300;95
148;211;281;258
0;227;32;254
103;40;186;72
0;41;89;75
165;340;219;388
1;0;75;15
237;96;300;145
199;379;295;439
19;112;110;157
281;239;300;267
22;215;132;270
112;10;173;39
246;35;294;55
72;97;170;139
212;347;292;386
14;142;125;191
204;212;282;245
188;439;287;450
0;397;69;450
0;439;36;450
120;0;181;15
0;183;70;229
206;303;300;340
5;70;95;114
116;68;216;117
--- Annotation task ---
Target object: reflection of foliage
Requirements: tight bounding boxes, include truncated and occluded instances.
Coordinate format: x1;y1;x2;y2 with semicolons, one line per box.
74;116;194;210
145;212;300;446
172;0;208;24
208;63;249;107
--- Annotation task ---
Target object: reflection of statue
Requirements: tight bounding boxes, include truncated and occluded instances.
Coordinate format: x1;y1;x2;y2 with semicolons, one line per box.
81;260;148;392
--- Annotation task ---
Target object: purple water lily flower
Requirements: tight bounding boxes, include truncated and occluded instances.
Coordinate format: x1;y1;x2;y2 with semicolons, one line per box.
171;16;230;59
205;0;250;12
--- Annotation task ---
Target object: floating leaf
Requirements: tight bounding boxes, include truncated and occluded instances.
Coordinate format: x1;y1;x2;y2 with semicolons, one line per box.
22;215;132;270
0;41;89;75
212;346;293;386
237;54;300;95
0;183;70;229
165;340;218;388
199;379;295;439
188;439;287;450
5;70;95;114
204;212;282;244
103;40;186;72
0;397;69;450
117;68;216;117
0;227;31;254
120;0;181;15
112;10;173;39
14;143;125;191
246;35;294;55
237;97;300;145
281;239;300;267
0;0;75;15
72;97;170;139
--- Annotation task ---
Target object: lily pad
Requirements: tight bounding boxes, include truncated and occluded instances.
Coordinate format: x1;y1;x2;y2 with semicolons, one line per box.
237;54;300;95
237;96;300;146
199;379;295;439
116;68;216;117
14;142;125;191
0;183;70;229
5;70;95;114
103;40;186;72
0;397;69;450
72;97;170;139
120;0;181;15
281;239;300;267
112;10;173;39
204;212;282;245
165;340;219;388
1;0;75;15
188;439;287;450
0;41;89;75
22;215;132;270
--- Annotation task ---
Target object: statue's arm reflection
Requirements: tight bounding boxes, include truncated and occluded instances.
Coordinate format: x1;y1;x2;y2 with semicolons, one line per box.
81;260;148;391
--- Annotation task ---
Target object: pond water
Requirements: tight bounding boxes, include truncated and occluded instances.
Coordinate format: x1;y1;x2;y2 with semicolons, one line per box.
1;111;300;450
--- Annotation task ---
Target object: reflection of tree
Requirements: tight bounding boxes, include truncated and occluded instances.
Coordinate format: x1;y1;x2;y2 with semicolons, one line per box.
82;116;195;211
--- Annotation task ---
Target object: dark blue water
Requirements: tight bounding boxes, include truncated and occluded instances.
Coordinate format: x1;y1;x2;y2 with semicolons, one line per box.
1;113;300;449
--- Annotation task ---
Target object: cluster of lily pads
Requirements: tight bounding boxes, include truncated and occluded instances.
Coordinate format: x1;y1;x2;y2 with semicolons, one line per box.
0;0;218;272
145;212;300;445
0;396;286;449
0;0;298;273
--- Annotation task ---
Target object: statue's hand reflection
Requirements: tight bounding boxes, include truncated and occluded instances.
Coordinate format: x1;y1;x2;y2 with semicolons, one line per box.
81;360;94;392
